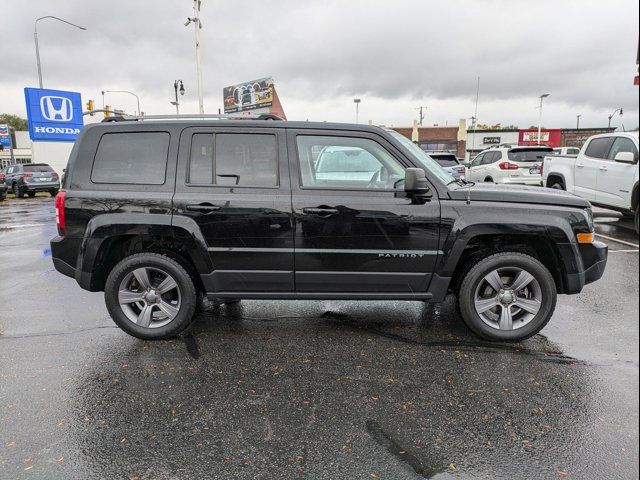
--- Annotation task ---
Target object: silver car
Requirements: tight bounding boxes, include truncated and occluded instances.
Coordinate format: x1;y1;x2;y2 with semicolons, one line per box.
428;152;466;180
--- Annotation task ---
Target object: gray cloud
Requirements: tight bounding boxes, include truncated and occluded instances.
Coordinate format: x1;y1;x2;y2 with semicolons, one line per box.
2;0;638;128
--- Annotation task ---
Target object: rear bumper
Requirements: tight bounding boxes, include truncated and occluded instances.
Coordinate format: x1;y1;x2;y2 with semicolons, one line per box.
51;236;92;290
22;182;59;191
564;241;608;294
500;176;543;186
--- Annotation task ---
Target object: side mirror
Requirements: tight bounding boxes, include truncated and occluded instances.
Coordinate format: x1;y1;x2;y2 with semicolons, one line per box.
404;168;432;198
614;151;636;164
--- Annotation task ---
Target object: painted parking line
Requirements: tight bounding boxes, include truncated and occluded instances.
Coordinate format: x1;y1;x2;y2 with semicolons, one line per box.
608;249;639;253
595;233;639;249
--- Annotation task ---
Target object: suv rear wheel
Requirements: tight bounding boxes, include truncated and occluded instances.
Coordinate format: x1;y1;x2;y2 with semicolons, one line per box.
458;252;557;341
104;253;197;340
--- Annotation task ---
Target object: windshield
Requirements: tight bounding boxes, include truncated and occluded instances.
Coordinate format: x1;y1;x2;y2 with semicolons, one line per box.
508;148;552;162
387;130;455;184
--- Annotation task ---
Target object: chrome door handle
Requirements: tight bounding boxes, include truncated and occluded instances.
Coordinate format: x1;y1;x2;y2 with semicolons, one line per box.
302;207;339;215
186;203;221;213
576;163;585;168
599;166;608;171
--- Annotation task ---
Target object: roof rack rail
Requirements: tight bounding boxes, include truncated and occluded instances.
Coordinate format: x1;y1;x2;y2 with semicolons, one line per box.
101;113;285;123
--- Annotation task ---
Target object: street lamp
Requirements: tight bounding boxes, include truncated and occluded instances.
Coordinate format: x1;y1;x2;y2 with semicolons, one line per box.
576;114;582;129
171;80;185;114
537;93;550;145
34;16;86;89
101;90;141;116
353;98;361;124
184;1;204;114
608;108;623;128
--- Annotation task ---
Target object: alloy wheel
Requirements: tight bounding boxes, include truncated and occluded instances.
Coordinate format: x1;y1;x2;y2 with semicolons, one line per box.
118;267;181;328
473;267;542;331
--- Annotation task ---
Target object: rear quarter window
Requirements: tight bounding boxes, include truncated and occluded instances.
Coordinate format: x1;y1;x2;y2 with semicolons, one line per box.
91;132;170;185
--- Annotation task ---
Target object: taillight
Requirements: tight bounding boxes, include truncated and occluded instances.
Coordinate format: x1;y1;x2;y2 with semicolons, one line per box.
0;173;4;181
21;173;33;178
55;191;66;236
498;161;519;170
52;172;59;177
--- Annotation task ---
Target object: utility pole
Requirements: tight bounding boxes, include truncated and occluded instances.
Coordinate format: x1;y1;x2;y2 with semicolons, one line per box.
185;1;204;114
354;98;361;124
416;106;427;126
576;114;582;129
469;76;480;159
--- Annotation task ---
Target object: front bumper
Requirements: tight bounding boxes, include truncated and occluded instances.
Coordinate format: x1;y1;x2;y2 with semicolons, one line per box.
565;241;608;294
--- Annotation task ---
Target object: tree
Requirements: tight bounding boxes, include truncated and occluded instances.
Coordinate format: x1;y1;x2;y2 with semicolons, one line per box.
476;123;519;130
0;114;28;131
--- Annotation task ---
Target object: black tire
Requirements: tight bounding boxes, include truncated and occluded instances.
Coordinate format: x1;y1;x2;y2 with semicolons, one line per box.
551;182;564;190
484;177;494;183
104;253;198;340
635;206;639;236
458;252;557;342
27;191;36;198
50;189;59;197
13;183;23;198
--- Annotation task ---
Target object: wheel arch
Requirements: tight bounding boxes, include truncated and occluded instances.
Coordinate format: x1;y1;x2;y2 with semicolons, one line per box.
546;172;567;189
78;214;212;292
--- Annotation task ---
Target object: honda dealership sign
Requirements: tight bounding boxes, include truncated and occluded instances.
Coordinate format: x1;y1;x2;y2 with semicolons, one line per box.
24;87;83;142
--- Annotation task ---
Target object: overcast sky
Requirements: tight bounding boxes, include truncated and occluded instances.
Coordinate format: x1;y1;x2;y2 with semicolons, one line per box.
2;0;638;129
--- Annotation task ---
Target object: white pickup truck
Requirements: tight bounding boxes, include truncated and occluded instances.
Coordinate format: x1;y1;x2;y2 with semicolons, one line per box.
542;132;639;233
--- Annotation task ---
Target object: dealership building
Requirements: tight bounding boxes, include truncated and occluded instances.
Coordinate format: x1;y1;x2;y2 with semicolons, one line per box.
392;123;617;162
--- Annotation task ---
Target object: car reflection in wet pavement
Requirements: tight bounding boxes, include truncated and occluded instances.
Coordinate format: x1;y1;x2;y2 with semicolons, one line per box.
0;197;638;479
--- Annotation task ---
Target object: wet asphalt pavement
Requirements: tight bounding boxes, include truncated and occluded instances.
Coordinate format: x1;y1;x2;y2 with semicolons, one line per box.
0;196;638;480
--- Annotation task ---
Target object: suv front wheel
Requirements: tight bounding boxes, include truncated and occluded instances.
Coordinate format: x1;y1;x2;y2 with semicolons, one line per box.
458;252;557;341
104;253;198;340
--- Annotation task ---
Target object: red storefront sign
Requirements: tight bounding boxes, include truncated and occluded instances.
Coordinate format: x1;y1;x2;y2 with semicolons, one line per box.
518;129;562;147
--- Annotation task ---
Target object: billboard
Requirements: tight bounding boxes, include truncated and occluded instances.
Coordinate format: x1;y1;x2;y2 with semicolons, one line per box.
223;77;274;113
24;87;84;142
0;124;11;149
518;129;562;147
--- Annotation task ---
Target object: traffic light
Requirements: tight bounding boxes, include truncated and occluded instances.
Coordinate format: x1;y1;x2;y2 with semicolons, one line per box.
86;100;94;116
104;105;110;117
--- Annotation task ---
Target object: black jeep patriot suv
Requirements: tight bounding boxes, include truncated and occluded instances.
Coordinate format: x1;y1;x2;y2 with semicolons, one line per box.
50;116;608;341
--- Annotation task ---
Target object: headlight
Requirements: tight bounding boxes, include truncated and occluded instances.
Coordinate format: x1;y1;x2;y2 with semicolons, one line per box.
585;207;594;231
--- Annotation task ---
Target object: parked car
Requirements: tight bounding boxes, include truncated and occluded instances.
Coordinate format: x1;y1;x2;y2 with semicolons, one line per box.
466;145;553;185
428;151;466;180
552;147;580;156
4;163;60;198
50;117;607;342
0;169;7;201
543;132;639;233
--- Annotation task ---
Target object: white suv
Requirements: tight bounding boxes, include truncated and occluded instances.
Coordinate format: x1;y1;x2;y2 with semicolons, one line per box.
466;145;553;185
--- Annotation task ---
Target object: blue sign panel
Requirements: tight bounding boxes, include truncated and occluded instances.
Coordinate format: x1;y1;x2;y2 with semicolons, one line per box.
0;124;11;149
24;87;83;142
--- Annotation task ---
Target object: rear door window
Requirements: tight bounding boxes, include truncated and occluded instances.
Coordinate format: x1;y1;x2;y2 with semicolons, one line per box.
584;137;614;159
187;133;278;187
91;132;170;184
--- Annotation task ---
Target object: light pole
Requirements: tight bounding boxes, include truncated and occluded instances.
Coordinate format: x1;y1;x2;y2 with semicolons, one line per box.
537;93;550;145
171;80;185;114
185;1;204;114
101;90;141;116
353;98;361;124
576;114;582;129
34;16;86;89
608;108;623;128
